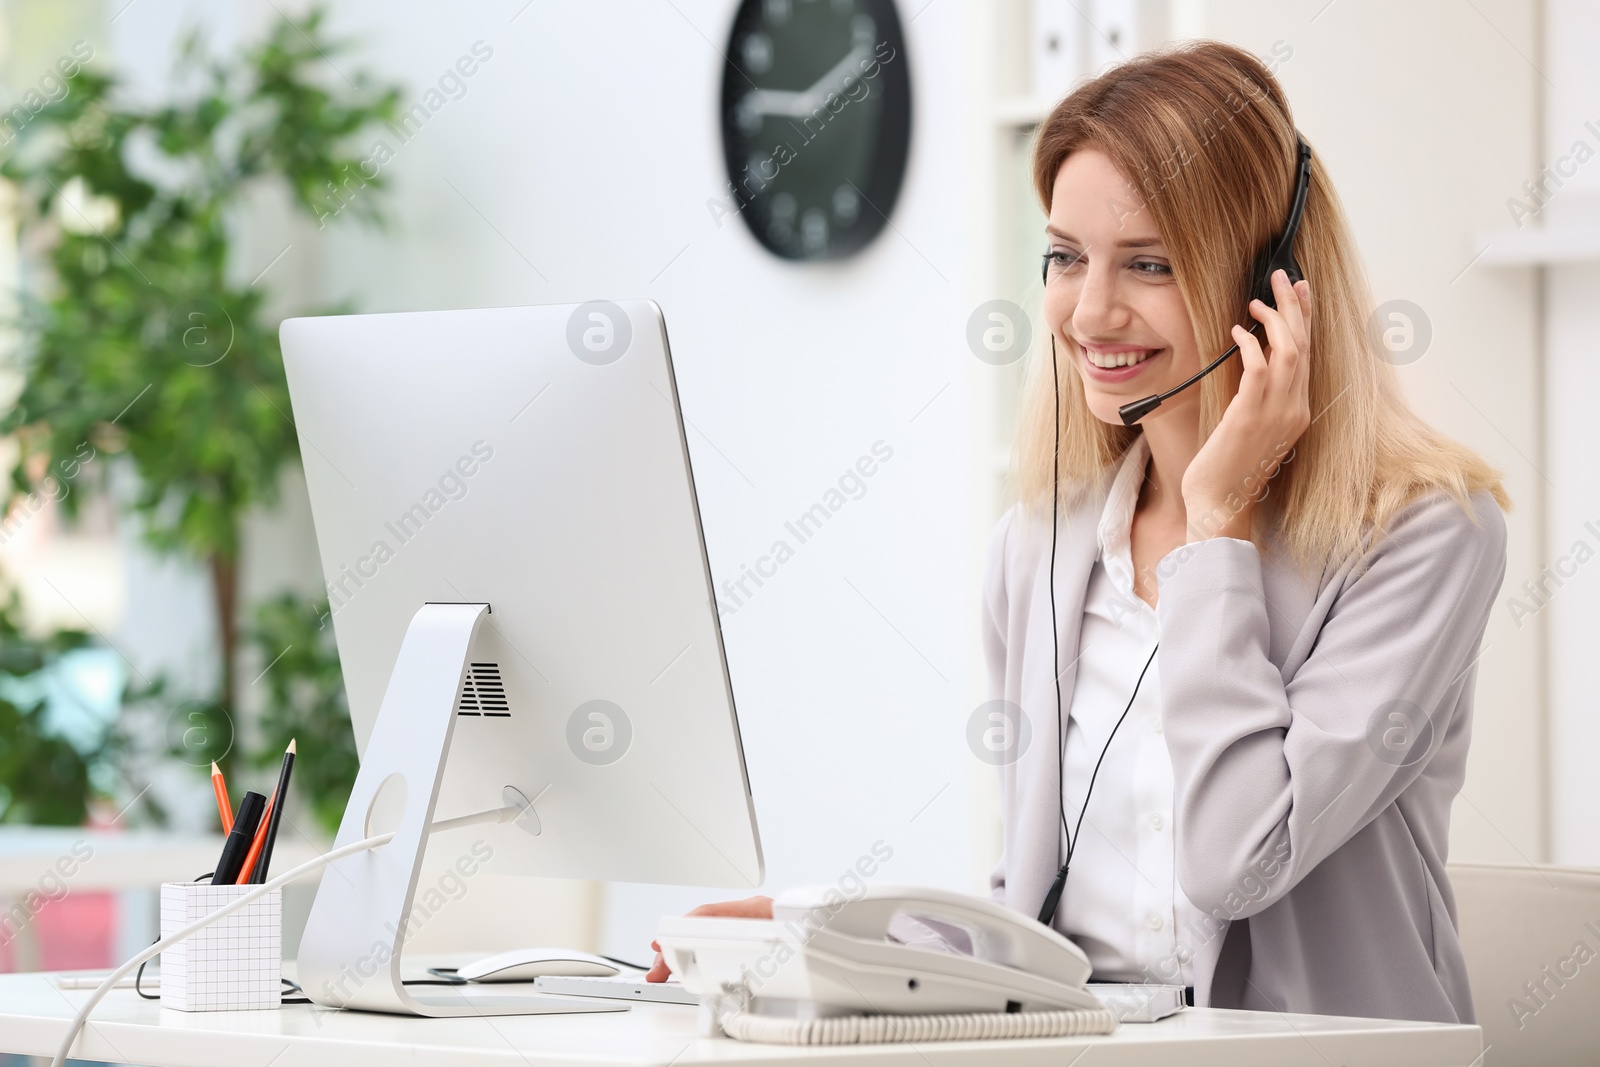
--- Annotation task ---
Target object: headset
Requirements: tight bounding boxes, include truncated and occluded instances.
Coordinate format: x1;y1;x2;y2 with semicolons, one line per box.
1040;134;1313;426
1034;135;1313;930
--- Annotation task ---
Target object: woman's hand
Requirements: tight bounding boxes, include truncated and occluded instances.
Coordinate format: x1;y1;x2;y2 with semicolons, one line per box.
1181;269;1313;542
645;894;773;982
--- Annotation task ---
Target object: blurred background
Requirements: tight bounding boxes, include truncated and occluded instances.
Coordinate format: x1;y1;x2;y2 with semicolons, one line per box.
0;0;1591;1012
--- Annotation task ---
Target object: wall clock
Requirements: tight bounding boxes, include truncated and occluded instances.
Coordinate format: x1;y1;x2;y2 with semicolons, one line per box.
719;0;912;261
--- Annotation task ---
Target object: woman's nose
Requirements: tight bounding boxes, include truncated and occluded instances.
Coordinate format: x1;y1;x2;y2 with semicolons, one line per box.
1071;262;1129;337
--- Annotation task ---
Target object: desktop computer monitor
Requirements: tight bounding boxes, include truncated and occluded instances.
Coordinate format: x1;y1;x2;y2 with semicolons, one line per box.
278;300;762;1015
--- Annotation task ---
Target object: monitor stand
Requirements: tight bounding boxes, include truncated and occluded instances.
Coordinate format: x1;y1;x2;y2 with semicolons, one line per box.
296;602;623;1017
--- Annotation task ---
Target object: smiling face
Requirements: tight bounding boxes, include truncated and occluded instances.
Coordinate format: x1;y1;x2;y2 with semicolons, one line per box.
1043;149;1204;427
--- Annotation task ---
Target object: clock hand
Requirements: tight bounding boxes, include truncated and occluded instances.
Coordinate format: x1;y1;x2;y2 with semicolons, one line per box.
739;44;873;120
795;44;872;115
740;87;814;119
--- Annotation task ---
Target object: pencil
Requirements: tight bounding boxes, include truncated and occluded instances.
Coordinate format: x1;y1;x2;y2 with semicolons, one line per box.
210;761;232;833
250;739;296;884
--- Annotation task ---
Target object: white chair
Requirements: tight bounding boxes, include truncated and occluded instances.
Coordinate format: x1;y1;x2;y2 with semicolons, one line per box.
1449;862;1600;1066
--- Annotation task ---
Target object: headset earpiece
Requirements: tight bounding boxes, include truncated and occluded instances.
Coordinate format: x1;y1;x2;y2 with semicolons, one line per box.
1249;135;1313;308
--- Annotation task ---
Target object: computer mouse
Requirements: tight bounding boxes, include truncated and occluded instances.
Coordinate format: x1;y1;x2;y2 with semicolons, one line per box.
454;948;623;983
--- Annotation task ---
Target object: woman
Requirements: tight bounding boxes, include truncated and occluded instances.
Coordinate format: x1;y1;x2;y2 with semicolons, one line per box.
651;40;1506;1025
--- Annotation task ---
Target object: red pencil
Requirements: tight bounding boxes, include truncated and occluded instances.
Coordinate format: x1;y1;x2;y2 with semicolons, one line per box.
210;761;233;834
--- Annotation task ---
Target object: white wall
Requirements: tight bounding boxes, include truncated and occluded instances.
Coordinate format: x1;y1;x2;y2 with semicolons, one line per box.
1199;0;1546;865
1540;0;1600;866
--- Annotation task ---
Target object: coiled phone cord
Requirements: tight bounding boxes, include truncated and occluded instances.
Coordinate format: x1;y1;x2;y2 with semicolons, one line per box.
718;1005;1120;1045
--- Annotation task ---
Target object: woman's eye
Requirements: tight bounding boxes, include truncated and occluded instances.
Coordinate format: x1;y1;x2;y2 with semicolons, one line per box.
1131;259;1173;277
1047;250;1082;270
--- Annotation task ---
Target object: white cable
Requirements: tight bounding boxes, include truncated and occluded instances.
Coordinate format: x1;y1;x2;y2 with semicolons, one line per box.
51;830;395;1067
428;803;521;834
718;1006;1120;1045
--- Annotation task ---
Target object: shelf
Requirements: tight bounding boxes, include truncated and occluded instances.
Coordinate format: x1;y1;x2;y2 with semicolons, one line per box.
994;96;1056;127
1473;224;1600;266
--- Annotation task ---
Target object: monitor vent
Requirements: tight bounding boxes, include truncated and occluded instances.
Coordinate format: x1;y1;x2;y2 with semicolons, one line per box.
456;662;510;717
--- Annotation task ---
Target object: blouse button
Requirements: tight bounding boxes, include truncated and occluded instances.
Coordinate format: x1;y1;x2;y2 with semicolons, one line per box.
1149;813;1164;831
1147;913;1165;931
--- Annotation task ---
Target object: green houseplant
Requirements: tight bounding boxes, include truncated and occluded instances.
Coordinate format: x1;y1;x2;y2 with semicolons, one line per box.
247;593;354;834
0;593;96;825
0;9;399;815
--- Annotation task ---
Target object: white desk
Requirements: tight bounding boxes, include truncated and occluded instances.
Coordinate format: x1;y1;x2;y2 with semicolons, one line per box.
0;970;1484;1066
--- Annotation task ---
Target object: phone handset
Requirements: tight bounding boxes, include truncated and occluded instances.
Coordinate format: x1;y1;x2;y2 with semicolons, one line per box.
655;882;1115;1035
773;883;1093;987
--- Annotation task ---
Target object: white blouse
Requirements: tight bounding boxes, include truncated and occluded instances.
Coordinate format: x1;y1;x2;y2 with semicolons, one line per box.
1055;434;1206;985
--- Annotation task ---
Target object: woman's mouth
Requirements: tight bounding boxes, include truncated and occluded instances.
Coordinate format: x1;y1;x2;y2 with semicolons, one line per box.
1079;342;1164;381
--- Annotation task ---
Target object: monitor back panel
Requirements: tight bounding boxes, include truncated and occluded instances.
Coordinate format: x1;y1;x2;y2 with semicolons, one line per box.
280;301;762;889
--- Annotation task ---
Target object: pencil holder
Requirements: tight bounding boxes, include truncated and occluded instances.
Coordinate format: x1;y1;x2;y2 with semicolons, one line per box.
159;881;281;1011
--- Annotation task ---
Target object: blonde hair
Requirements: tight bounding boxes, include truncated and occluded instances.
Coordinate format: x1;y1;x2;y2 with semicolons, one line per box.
1016;40;1507;566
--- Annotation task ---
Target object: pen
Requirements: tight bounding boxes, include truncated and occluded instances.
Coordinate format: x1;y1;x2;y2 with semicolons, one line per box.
235;793;274;884
210;761;232;833
250;739;296;884
212;791;266;884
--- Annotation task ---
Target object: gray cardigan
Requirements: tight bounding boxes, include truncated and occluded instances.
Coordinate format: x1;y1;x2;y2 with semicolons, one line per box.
982;484;1506;1023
